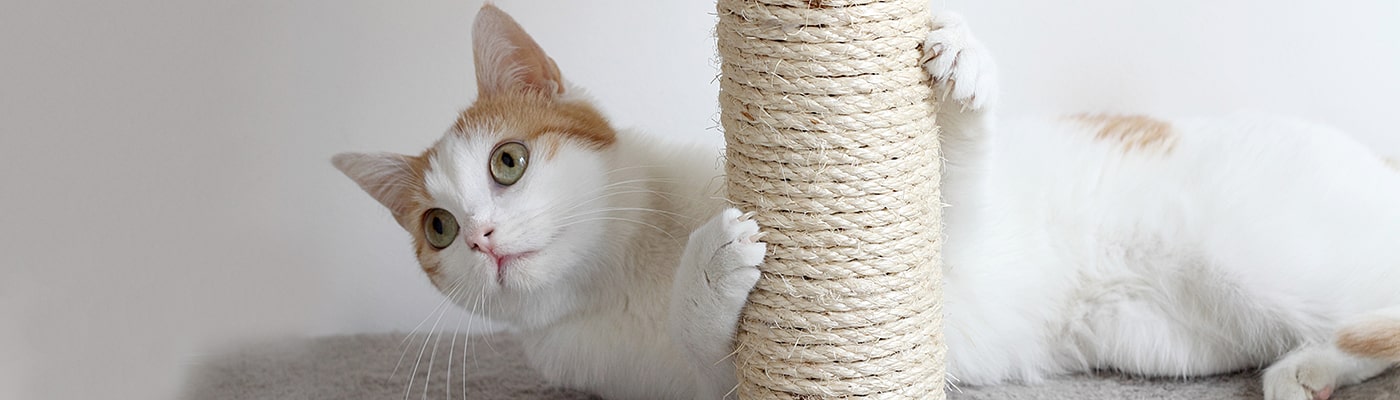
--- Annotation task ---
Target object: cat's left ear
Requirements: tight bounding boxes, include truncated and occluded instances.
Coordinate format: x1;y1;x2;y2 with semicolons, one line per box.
332;152;423;226
473;4;565;98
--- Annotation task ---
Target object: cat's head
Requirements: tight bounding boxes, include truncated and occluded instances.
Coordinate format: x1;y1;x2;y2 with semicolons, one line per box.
333;5;618;327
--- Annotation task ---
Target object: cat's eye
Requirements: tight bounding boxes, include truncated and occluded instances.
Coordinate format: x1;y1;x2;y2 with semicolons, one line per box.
422;208;458;249
490;141;529;186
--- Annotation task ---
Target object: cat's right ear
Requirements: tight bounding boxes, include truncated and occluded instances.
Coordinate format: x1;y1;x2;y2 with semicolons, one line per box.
472;4;565;98
332;152;422;222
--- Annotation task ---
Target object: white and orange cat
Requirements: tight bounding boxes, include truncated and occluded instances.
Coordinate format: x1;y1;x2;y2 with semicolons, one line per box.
334;5;1400;400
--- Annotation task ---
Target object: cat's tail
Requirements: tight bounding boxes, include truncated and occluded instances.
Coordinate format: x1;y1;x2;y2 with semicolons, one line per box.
1336;308;1400;361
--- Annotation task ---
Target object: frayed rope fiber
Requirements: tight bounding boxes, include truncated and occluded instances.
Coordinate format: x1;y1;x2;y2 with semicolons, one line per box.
718;0;946;398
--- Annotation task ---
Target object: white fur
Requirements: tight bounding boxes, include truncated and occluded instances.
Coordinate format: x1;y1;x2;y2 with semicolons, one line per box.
340;9;1400;400
927;12;1400;399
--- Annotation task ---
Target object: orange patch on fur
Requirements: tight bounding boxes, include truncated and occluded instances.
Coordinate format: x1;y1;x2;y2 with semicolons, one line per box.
453;115;468;133
456;91;616;150
533;133;572;160
415;248;443;274
1337;318;1400;361
1383;157;1399;172
376;149;451;275
1071;113;1177;154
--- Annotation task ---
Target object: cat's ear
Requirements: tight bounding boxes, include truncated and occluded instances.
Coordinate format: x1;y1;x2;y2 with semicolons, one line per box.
473;4;565;98
332;152;423;221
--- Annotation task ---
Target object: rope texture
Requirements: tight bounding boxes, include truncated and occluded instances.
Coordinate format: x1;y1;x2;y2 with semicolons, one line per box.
718;0;945;398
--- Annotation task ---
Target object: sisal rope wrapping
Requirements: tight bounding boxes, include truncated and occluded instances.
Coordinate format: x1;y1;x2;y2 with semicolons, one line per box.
718;0;945;398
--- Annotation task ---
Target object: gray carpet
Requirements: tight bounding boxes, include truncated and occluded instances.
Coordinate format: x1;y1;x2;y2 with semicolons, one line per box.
182;333;1400;399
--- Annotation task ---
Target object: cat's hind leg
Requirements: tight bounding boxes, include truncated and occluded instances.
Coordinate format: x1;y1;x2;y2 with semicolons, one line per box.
1264;306;1400;400
1068;290;1276;378
1262;342;1392;400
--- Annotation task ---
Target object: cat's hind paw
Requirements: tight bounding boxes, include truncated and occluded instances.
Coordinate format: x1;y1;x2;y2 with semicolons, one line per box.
922;11;998;111
1263;351;1339;400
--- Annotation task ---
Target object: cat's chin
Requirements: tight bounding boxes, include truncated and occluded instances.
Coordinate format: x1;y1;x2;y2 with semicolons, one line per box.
475;248;567;297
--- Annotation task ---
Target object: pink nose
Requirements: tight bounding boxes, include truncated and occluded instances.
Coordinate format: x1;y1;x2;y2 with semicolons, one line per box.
467;225;496;256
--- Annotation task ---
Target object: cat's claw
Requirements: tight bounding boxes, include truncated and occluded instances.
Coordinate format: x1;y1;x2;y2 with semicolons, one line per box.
740;210;757;221
696;208;765;293
923;11;998;111
748;231;768;243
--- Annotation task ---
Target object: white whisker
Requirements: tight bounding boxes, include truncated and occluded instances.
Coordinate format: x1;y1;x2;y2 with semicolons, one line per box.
446;309;462;400
557;216;676;240
404;280;466;400
551;187;673;215
392;275;468;378
600;164;663;176
561;206;693;224
421;307;453;400
544;177;675;211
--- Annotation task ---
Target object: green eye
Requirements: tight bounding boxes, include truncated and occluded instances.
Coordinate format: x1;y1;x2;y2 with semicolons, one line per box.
490;141;529;186
422;208;458;249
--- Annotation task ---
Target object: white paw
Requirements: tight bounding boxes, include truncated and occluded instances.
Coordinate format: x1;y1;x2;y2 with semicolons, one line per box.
922;12;998;111
1264;355;1338;400
689;208;765;301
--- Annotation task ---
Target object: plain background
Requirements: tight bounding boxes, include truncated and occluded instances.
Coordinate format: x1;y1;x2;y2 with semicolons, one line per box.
2;1;1397;399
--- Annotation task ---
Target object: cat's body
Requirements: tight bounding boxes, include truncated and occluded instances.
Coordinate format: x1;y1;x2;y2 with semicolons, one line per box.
334;6;1400;400
928;14;1400;393
943;113;1400;384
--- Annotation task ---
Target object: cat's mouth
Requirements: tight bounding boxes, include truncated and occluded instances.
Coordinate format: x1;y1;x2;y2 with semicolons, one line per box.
493;250;538;286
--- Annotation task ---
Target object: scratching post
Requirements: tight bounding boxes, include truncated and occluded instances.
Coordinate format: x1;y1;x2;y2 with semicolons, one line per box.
718;0;945;398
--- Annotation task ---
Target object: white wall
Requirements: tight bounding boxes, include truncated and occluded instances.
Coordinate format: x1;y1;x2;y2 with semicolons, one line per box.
2;1;1396;399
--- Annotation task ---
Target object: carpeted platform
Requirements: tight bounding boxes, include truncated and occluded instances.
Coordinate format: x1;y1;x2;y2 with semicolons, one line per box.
181;333;1400;399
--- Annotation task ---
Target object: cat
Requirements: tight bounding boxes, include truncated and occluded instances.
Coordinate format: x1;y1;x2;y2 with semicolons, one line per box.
333;5;1400;400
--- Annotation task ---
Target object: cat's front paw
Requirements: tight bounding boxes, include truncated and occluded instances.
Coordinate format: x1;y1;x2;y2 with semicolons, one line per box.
922;12;998;110
689;208;765;301
670;208;765;387
672;208;764;339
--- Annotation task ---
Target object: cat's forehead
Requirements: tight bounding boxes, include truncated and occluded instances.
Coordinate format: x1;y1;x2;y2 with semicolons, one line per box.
452;92;616;148
428;133;493;174
418;134;504;221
